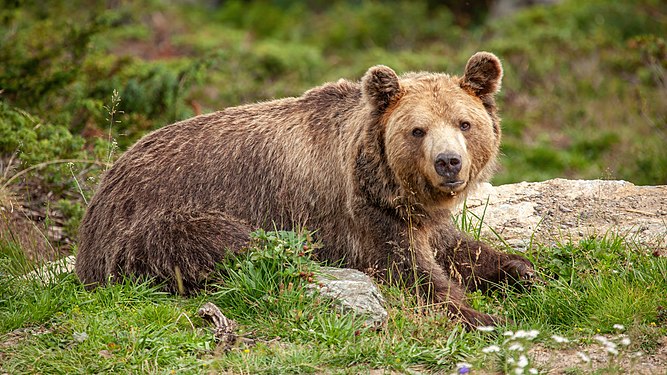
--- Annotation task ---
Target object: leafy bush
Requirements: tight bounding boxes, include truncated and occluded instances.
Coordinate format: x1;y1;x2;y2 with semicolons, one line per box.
0;102;88;186
487;0;667;184
210;229;333;340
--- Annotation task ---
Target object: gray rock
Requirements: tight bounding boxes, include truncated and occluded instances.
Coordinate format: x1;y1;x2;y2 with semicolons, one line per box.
308;267;388;329
457;179;667;252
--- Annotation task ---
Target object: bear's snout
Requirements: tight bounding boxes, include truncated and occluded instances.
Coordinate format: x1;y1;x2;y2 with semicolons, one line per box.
434;152;462;179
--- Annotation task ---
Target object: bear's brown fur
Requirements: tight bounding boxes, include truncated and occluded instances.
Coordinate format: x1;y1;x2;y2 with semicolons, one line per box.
76;52;534;327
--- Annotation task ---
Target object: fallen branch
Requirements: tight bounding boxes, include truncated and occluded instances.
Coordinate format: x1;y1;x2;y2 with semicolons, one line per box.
197;302;239;351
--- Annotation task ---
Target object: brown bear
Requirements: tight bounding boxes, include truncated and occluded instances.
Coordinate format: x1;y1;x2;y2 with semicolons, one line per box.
75;52;534;327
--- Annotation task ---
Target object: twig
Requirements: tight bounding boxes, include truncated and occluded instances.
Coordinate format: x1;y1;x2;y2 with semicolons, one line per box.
2;149;19;180
176;311;196;331
198;302;239;351
623;208;657;217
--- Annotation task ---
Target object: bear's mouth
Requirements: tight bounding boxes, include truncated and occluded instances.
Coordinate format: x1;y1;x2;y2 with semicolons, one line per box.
439;180;466;193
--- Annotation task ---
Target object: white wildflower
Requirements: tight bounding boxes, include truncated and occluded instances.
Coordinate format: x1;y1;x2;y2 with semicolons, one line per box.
476;325;495;332
576;351;591;363
73;331;88;342
606;346;619;356
504;331;515;337
594;335;609;345
508;343;525;351
620;337;631;346
551;334;569;343
482;345;501;353
529;369;538;374
517;355;529;368
513;329;539;340
514;368;524;375
613;324;625;331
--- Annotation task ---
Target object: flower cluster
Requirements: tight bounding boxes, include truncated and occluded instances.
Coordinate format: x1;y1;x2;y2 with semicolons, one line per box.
464;323;640;373
560;323;637;370
477;327;540;374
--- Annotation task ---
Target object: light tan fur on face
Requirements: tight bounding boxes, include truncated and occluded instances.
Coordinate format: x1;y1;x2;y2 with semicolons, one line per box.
384;74;500;208
421;125;469;189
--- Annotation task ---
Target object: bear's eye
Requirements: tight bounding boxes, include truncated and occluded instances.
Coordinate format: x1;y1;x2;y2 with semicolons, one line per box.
460;121;471;131
411;128;426;138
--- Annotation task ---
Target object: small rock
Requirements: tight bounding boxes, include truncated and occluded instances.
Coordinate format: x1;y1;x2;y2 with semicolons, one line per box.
308;267;388;329
73;331;88;343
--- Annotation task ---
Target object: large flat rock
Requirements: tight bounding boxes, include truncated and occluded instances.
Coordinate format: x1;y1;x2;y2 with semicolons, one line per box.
458;179;667;251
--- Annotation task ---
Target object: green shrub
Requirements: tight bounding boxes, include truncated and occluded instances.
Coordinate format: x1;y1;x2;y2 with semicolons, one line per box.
0;102;87;185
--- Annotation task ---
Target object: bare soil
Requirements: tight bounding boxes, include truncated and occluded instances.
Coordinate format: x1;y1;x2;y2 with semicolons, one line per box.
529;335;667;374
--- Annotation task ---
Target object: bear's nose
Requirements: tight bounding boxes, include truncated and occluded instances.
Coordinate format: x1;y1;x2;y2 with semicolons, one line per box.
434;152;462;178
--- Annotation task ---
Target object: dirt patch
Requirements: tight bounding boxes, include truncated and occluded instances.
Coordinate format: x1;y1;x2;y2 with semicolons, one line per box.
529;336;667;374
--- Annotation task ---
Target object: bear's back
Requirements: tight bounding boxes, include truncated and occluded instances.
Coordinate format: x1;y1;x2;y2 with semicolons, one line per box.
80;79;363;255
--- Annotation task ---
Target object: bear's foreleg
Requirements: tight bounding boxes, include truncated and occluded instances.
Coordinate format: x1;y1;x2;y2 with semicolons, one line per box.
406;244;510;328
369;231;509;328
433;229;535;293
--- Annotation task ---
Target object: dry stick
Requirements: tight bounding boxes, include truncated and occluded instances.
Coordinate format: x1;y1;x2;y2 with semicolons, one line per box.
198;302;239;351
623;208;657;217
1;159;111;189
175;311;196;331
68;163;88;205
2;150;19;180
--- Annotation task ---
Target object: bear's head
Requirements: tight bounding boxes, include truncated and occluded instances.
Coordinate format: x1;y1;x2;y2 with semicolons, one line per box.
361;52;503;210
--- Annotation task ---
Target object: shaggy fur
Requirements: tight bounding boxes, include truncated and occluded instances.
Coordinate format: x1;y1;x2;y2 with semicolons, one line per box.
76;52;534;327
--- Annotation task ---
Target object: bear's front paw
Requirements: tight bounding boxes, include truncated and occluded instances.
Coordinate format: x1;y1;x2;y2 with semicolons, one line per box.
501;255;537;287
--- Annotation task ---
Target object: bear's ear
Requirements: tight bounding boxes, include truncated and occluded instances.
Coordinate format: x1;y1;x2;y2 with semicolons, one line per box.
362;65;401;112
460;52;503;97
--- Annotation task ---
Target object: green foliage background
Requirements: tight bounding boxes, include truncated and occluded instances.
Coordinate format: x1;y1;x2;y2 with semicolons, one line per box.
0;0;665;238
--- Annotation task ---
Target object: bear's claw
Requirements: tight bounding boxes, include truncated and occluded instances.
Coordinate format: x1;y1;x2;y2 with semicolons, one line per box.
502;255;539;287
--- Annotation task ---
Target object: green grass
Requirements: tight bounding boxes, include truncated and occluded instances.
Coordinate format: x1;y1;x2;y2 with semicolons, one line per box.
1;229;665;374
